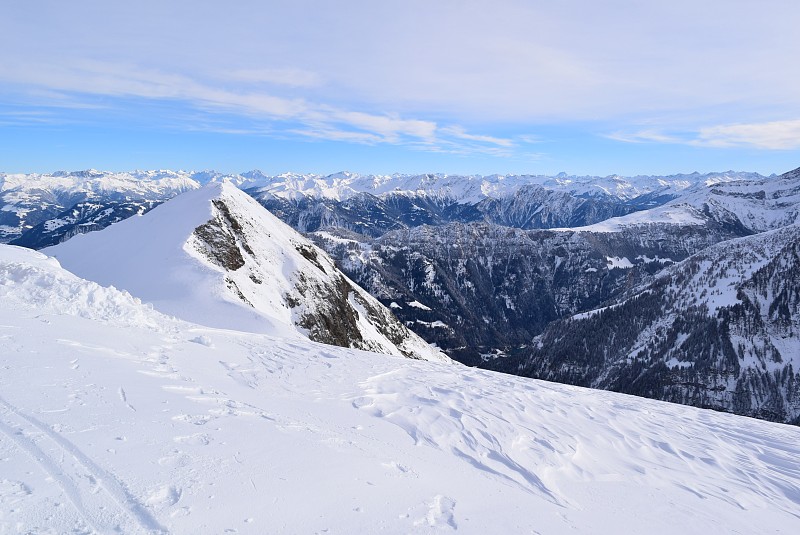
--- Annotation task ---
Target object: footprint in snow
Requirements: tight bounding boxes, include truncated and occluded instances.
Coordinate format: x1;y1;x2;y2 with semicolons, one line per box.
146;484;182;512
173;433;211;446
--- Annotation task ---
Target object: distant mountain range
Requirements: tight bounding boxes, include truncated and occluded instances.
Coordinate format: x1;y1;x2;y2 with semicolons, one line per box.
1;168;767;247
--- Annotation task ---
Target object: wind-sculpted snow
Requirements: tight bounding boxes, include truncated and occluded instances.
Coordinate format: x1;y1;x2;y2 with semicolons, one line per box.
1;243;799;533
0;246;168;330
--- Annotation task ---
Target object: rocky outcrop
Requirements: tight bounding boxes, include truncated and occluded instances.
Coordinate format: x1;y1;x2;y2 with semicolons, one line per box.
184;185;449;362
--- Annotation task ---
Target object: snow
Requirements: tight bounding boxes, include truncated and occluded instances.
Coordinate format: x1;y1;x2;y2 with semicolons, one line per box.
656;228;781;314
556;170;800;233
413;320;449;329
43;218;70;232
312;230;357;245
606;256;633;269
0;170;202;195
45;182;277;334
636;254;672;264
244;170;766;204
561;204;707;232
1;243;799;533
407;300;432;311
665;358;693;369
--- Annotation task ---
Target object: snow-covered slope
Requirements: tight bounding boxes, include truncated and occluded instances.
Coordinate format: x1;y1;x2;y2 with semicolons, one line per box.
569;166;800;233
45;182;445;361
1;244;799;533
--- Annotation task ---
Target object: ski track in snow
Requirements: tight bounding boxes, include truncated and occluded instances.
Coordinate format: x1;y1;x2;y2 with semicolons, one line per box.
0;396;165;534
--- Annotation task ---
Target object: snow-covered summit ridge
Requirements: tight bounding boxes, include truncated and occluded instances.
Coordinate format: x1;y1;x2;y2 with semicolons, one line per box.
0;169;203;197
45;181;447;362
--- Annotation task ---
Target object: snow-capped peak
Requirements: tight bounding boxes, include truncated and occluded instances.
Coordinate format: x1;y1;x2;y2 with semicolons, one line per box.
45;181;447;362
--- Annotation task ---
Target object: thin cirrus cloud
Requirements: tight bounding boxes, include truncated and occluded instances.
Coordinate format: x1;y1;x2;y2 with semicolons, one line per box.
611;119;800;151
696;120;800;150
0;57;511;154
223;68;323;88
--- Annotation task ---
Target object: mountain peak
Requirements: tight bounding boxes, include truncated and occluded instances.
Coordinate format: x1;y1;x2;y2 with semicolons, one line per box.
781;166;800;179
45;182;447;362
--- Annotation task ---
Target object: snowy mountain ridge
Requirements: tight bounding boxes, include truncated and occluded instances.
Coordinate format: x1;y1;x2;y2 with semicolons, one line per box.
1;168;765;204
243;169;766;203
45;181;446;362
568;166;800;233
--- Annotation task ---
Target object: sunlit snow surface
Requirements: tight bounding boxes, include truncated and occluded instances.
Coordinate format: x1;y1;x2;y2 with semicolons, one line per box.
1;246;799;533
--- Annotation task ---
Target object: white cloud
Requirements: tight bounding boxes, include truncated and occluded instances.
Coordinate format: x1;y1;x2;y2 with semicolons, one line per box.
606;130;684;145
611;119;800;150
3;1;799;121
322;110;438;143
440;126;515;148
695;120;800;150
288;127;384;145
224;68;323;88
0;54;528;156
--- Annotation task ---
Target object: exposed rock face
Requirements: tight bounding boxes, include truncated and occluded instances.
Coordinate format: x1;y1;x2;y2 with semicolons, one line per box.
183;185;449;362
192;200;251;271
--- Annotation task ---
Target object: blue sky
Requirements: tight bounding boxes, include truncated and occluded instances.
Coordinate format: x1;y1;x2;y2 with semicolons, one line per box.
2;1;799;176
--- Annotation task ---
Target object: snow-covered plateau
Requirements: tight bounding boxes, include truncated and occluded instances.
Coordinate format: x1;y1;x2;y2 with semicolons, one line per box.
1;246;800;533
